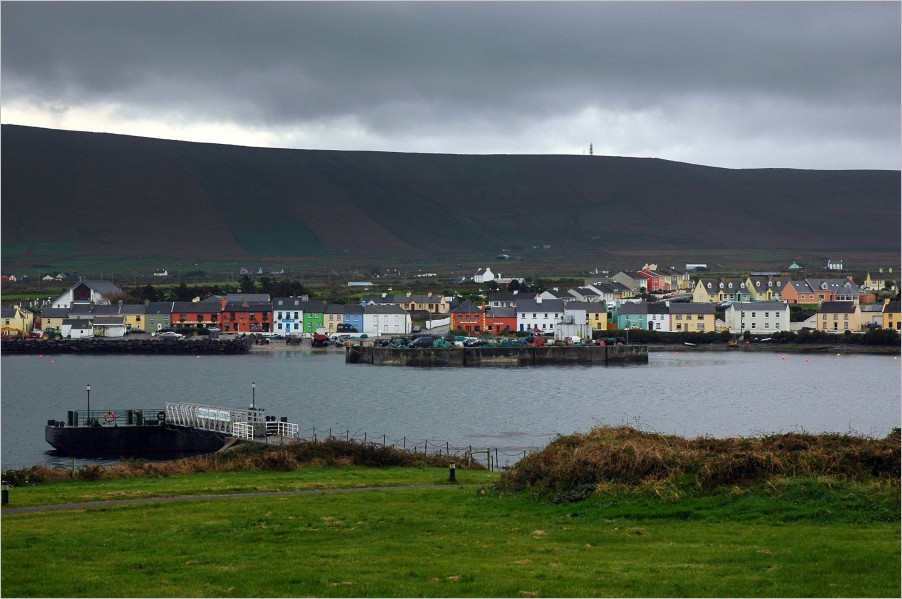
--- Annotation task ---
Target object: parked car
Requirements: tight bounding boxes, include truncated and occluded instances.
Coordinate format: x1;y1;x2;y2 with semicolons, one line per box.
411;326;422;333
158;331;184;339
408;335;434;348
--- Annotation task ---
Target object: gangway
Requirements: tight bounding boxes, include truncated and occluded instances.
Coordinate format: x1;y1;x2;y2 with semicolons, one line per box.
164;402;300;442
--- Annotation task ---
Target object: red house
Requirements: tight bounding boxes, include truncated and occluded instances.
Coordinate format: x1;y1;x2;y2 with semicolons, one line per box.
222;301;272;333
637;269;668;293
451;300;483;334
171;300;222;329
484;307;517;334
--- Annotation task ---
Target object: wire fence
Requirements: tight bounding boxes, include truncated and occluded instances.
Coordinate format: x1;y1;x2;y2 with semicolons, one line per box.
267;426;536;471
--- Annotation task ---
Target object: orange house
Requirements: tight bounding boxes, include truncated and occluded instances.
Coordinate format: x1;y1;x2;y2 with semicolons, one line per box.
171;301;222;329
222;300;272;333
484;307;517;334
451;300;483;334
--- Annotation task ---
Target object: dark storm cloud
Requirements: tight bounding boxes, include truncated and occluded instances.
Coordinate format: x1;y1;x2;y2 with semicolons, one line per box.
2;2;899;169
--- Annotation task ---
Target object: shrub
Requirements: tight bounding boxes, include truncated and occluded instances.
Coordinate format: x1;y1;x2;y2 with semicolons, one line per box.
496;427;901;499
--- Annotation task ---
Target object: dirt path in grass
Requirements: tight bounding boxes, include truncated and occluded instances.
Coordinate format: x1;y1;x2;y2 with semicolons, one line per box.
2;484;482;515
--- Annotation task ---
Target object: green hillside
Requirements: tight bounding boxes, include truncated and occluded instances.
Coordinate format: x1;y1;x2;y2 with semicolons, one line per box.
2;125;898;272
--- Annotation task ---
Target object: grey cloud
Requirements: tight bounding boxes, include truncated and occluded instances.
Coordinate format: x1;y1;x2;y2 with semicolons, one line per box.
2;2;898;169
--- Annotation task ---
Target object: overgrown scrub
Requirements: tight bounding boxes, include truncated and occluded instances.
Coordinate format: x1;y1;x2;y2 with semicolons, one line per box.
496;426;901;499
3;439;479;487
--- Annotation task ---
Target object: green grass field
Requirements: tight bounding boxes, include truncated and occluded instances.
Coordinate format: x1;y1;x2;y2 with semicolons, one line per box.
2;468;898;597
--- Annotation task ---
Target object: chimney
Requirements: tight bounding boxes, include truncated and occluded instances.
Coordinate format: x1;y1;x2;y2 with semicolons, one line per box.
144;299;150;307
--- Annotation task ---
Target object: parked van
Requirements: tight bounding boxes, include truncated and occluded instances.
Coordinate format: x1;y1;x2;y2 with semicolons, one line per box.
336;323;358;333
409;335;434;348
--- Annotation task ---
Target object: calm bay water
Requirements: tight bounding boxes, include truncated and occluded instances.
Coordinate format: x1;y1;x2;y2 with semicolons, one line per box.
2;349;899;471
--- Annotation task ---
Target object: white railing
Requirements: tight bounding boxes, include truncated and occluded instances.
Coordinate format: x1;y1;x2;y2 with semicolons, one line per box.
165;402;264;434
165;402;301;441
232;422;254;440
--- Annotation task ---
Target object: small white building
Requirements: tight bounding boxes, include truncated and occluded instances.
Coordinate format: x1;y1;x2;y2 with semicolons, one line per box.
61;318;94;339
516;298;565;333
724;301;790;334
363;304;411;336
473;267;495;283
93;316;128;338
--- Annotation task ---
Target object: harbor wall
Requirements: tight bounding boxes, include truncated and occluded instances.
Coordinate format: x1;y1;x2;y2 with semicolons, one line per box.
346;345;648;366
1;337;255;355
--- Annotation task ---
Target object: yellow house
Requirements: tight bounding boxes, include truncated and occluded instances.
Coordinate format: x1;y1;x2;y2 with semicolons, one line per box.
586;306;608;331
883;300;900;330
692;279;720;303
817;301;862;333
2;305;35;332
745;276;780;301
324;304;345;333
669;303;717;332
38;307;69;331
118;305;146;332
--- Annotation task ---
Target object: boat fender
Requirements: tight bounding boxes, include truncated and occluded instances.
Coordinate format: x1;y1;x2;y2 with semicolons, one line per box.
103;411;117;424
157;411;166;422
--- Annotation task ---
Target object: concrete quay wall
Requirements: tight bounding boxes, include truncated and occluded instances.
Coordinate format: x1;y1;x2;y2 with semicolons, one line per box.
346;345;648;366
1;337;255;355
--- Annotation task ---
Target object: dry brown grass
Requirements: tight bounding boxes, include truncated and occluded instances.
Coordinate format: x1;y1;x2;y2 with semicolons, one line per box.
3;439;478;486
497;426;901;496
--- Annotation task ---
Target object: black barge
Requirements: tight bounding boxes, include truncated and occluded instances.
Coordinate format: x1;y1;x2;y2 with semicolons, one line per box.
45;402;298;457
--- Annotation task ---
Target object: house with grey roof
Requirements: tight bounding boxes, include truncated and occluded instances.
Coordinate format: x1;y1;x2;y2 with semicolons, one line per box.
51;280;123;309
724;302;790;334
272;297;307;334
516;298;565;333
144;302;175;333
816;301;862;333
363;304;411;336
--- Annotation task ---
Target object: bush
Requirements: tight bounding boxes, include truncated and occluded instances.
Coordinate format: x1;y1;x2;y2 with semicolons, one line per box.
496;427;901;499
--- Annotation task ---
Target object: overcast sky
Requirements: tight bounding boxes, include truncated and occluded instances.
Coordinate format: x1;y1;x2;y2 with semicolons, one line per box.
2;2;899;170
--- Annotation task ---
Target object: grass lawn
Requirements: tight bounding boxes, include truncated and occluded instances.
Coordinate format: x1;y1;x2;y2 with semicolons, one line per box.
1;469;898;597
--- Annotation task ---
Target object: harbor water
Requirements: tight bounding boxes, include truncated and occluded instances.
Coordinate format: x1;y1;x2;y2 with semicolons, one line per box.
1;349;899;471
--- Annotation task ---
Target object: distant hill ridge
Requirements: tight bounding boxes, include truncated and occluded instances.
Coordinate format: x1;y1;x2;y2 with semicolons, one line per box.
2;125;899;266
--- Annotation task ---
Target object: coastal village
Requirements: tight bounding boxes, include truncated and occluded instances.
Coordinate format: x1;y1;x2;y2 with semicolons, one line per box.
2;261;900;341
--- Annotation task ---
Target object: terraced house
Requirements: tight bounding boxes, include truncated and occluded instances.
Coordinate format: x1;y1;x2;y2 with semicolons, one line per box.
724;302;790;334
272;296;305;334
817;301;861;333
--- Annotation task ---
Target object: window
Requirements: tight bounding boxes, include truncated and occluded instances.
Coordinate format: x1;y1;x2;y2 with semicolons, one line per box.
765;312;769;317
278;312;283;319
697;324;705;331
676;314;682;320
751;312;756;317
676;323;682;330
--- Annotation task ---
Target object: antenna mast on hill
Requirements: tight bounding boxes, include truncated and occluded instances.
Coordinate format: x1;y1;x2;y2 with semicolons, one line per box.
589;143;593;156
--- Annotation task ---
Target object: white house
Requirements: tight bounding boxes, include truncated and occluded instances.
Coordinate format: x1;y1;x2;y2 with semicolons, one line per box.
51;280;123;309
363;304;411;336
516;298;565;333
473;267;495;283
724;301;790;334
92;316;128;338
61;318;94;339
272;296;308;334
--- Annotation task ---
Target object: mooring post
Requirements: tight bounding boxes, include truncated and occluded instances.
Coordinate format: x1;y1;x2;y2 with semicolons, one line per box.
449;462;457;482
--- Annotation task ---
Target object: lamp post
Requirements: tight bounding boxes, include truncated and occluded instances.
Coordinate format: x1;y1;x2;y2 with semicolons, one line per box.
251;382;256;410
85;384;91;424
